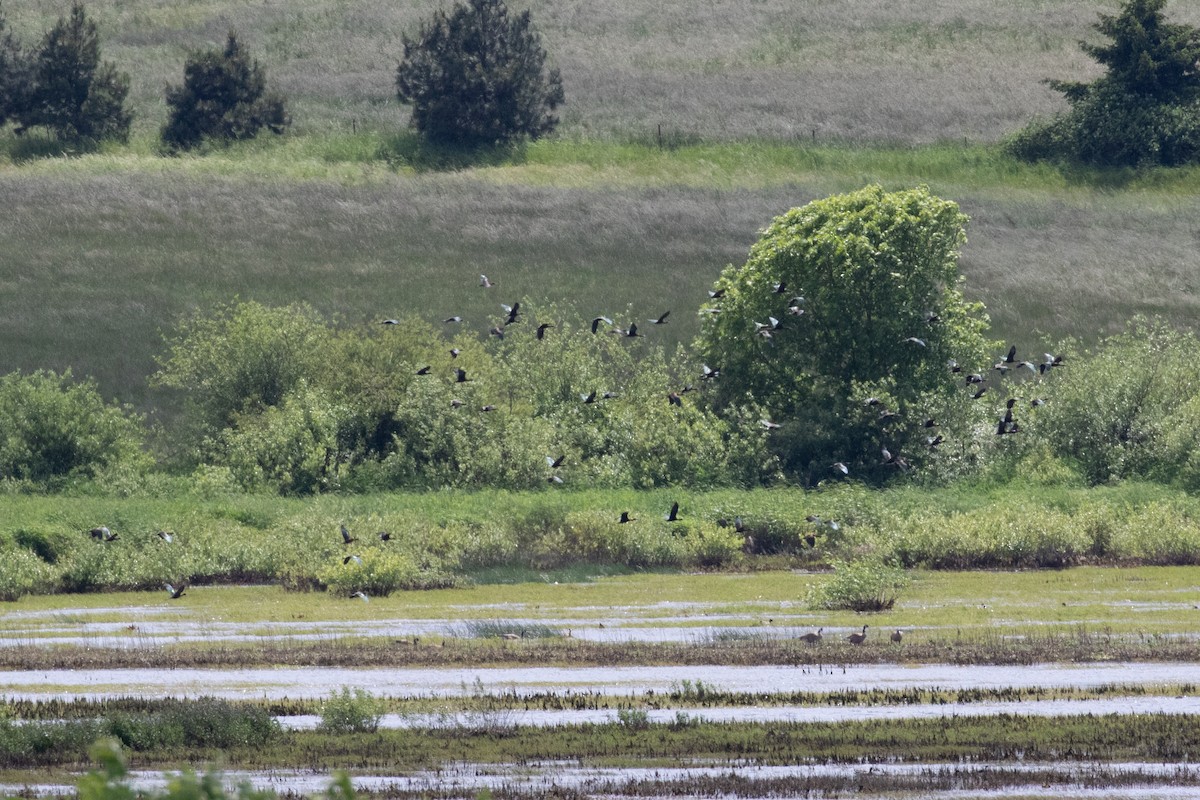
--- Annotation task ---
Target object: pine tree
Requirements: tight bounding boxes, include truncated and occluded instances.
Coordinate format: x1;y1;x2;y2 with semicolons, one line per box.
162;32;289;152
396;0;564;148
0;3;32;127
18;3;131;144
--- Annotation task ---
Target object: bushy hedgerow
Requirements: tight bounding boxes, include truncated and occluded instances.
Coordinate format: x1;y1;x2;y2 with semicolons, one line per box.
154;300;773;494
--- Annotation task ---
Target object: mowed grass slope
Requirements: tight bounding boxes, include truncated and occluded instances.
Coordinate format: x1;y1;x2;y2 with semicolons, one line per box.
3;1;1200;412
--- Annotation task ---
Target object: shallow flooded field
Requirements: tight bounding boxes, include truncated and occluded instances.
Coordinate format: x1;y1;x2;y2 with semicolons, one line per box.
3;570;1200;798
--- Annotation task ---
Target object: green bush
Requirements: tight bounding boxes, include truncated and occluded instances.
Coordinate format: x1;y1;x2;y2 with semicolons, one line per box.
318;687;384;734
0;369;146;486
807;558;909;612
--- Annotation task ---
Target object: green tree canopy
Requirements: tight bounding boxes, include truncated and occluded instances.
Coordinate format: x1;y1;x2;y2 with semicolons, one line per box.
17;3;131;144
395;0;564;148
698;185;993;484
162;32;289;152
1009;0;1200;166
0;3;32;127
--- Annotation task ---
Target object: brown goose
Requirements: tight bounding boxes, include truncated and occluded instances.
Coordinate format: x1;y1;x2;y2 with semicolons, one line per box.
847;624;869;645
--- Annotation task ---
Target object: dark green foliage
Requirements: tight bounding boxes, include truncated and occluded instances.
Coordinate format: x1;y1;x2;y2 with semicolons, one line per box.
0;3;32;127
162;32;289;152
0;369;146;484
1008;0;1200;166
16;3;131;144
396;0;564;148
697;185;993;485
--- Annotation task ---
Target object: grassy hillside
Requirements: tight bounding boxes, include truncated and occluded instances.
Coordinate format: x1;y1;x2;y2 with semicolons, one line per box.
2;1;1200;414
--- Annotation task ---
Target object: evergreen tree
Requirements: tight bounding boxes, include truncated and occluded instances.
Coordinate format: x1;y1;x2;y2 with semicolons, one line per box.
396;0;564;148
1009;0;1200;166
162;32;289;152
0;3;32;127
18;3;131;143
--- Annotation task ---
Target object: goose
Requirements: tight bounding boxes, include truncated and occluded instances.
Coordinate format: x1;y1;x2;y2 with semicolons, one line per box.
479;274;493;288
649;311;670;325
591;316;613;334
351;591;369;602
664;501;680;522
164;582;187;599
847;624;869;645
340;525;356;545
619;511;636;524
800;627;823;644
891;629;904;644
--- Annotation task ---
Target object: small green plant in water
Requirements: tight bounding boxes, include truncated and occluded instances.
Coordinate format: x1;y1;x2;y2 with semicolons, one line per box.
615;707;650;730
807;558;909;612
318;687;384;734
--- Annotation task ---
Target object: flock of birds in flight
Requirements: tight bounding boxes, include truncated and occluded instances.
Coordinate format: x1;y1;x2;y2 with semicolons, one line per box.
82;274;1062;649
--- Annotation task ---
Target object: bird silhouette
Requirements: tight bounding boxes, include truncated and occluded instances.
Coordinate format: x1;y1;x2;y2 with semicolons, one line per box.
343;554;363;565
415;365;431;375
501;302;521;324
602;391;620;400
340;525;356;545
832;462;849;476
378;531;392;542
450;348;461;359
591;316;613;334
904;337;926;347
164;582;187;599
619;511;636;524
450;398;465;408
622;323;642;338
760;419;781;430
668;392;683;407
480;404;497;412
351;591;369;602
701;365;720;380
848;624;869;644
772;281;787;294
649;311;670;325
536;323;554;339
1002;344;1018;364
444;316;463;324
890;629;904;644
479;274;493;288
381;319;400;325
708;288;726;299
546;455;566;468
580;390;597;404
155;530;174;543
800;627;823;644
547;474;564;484
455;368;471;383
489;325;505;339
665;501;680;522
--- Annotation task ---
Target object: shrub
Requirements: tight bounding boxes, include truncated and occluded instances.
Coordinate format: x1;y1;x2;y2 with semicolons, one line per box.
0;547;58;600
807;558;909;612
16;3;131;145
396;0;564;148
0;369;146;485
162;32;289;152
318;687;384;734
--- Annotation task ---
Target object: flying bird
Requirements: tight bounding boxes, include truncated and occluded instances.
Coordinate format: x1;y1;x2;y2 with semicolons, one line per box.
450;348;461;359
444;316;463;324
164;582;187;599
772;281;787;294
832;461;849;475
649;311;670;325
619;511;636;524
343;554;363;565
580;390;597;404
664;501;680;522
547;474;564;485
904;337;926;347
155;530;174;544
489;326;505;339
415;365;431;375
760;419;781;430
340;525;356;545
546;455;566;468
501;302;521;324
351;591;369;602
708;288;726;299
536;323;554;339
701;365;721;380
668;392;683;407
480;404;497;412
378;531;392;542
381;319;400;326
455;368;471;383
90;526;118;542
591;316;613;334
479;274;493;288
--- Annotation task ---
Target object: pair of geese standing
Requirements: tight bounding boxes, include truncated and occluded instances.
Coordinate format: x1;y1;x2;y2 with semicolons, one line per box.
800;625;903;645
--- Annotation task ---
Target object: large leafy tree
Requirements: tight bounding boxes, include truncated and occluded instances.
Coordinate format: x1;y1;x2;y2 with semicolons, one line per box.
162;32;289;152
396;0;564;148
698;185;993;484
17;3;131;144
1009;0;1200;166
